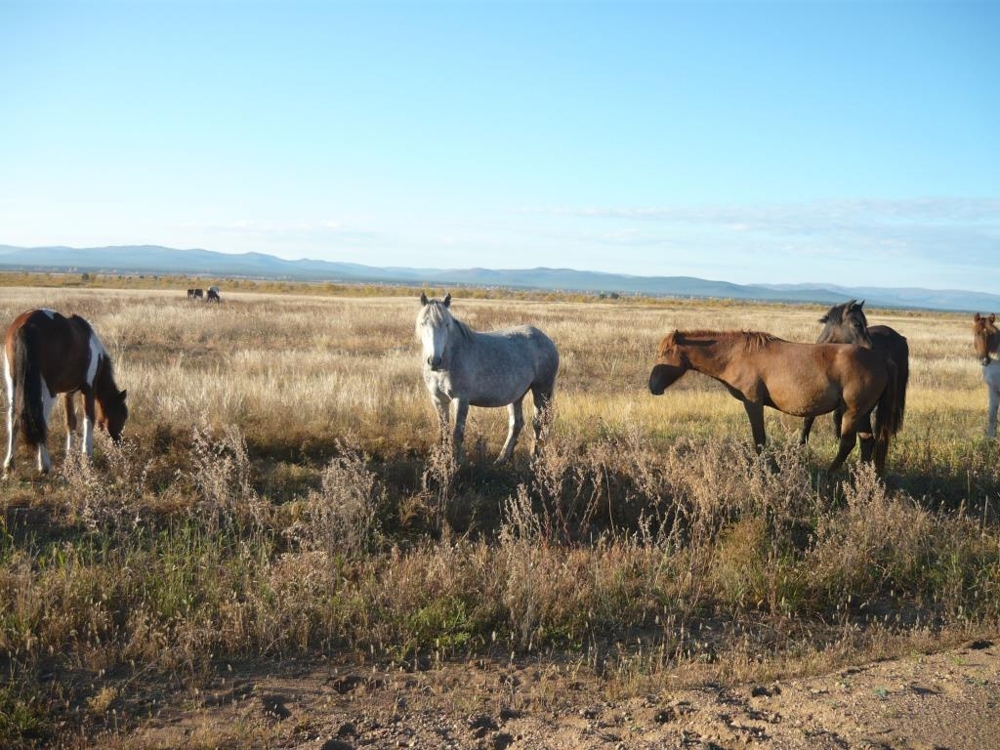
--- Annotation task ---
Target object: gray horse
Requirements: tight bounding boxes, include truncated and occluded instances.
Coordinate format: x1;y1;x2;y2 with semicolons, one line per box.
417;292;559;463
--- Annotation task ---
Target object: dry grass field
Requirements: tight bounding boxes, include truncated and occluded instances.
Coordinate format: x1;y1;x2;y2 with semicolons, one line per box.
0;282;998;748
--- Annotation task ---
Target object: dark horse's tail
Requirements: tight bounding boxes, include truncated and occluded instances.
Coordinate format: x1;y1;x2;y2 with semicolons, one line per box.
11;323;47;446
891;338;909;434
873;359;900;474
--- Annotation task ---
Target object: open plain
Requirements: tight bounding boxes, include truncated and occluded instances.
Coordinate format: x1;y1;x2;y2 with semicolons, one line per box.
0;283;998;748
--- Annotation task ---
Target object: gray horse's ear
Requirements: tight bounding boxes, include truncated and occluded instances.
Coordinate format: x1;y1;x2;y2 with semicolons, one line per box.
857;300;865;310
420;292;428;306
443;293;452;307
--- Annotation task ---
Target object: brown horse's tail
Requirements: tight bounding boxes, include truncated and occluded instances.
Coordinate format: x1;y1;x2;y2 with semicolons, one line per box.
874;359;899;474
11;324;47;446
892;340;909;434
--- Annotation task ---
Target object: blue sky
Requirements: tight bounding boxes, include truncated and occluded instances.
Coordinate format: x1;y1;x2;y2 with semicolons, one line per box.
1;1;997;291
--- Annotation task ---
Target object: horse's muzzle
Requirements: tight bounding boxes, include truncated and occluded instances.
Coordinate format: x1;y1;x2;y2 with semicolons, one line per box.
649;363;685;395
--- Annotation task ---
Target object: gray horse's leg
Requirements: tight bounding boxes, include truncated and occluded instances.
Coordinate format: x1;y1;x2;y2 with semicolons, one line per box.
988;386;999;438
497;398;524;464
452;399;469;463
530;384;554;456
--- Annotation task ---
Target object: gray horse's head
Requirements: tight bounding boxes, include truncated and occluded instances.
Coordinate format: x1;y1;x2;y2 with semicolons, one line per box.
417;292;454;371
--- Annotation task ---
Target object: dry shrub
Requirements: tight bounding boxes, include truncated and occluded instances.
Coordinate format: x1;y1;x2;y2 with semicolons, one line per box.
189;422;268;532
284;440;386;560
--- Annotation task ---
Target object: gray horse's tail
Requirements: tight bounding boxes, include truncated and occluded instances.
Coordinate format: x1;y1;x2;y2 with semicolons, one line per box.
12;324;47;446
873;359;899;474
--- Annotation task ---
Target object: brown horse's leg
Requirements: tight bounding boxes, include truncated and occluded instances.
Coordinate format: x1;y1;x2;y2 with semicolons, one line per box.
799;416;814;445
829;411;860;471
742;401;767;452
857;412;875;463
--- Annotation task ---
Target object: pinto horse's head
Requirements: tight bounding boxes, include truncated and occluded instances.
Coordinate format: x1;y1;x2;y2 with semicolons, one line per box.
973;313;998;366
417;292;453;371
648;332;690;395
97;388;128;443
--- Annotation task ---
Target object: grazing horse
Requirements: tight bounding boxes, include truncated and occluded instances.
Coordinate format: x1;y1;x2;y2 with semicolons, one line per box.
417;292;559;464
187;288;196;299
648;330;897;473
801;299;908;446
972;313;1000;438
3;310;128;476
206;286;221;303
191;288;204;301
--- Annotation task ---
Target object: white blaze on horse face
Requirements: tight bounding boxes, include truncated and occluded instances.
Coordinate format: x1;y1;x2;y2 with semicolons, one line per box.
422;314;448;371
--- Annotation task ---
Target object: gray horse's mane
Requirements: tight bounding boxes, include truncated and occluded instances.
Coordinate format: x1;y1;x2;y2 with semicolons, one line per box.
418;300;474;341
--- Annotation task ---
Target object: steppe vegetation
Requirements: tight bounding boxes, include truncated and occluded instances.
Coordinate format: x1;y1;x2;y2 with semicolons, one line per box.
0;280;998;747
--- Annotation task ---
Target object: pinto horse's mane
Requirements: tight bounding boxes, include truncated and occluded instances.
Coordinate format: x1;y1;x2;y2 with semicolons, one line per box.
657;329;781;357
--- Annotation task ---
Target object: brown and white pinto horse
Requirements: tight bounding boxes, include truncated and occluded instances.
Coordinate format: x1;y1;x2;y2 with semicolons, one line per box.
972;313;1000;438
3;310;128;476
648;330;897;473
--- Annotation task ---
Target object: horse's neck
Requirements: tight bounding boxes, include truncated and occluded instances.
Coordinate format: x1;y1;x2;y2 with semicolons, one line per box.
684;338;736;377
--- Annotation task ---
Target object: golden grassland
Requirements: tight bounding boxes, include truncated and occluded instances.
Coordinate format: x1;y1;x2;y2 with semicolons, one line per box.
0;279;998;746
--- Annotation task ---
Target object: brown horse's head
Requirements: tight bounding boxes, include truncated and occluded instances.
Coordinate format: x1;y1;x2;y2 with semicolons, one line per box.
973;313;999;366
818;299;874;348
97;388;128;443
649;332;690;395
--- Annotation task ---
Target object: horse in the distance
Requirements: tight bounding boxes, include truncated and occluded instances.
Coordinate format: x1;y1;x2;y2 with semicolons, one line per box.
801;299;909;446
3;310;128;476
972;313;1000;438
648;330;897;473
206;286;221;303
417;293;559;464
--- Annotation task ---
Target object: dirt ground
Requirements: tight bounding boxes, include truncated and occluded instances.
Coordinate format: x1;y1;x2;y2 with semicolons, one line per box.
109;638;1000;750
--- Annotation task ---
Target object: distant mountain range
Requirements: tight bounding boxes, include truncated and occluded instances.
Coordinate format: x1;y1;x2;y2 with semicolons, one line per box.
0;243;994;313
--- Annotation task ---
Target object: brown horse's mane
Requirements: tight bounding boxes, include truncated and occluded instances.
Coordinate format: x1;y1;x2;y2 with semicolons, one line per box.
974;314;1000;354
658;329;782;357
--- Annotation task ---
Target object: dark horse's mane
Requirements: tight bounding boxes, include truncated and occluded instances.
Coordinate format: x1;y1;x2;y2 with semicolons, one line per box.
659;329;782;357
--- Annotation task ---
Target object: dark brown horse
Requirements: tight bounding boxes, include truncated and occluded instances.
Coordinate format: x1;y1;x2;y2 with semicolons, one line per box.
801;300;908;456
973;313;1000;437
648;330;897;473
3;309;128;476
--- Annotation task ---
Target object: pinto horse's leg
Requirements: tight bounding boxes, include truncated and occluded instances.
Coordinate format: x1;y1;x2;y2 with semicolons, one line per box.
2;354;14;477
452;399;469;464
81;390;97;458
36;386;54;474
498;398;525;464
63;392;77;456
741;401;767;452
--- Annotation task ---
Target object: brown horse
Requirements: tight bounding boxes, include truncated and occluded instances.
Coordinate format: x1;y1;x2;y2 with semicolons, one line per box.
3;309;128;476
648;330;897;473
801;300;909;456
972;313;1000;437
